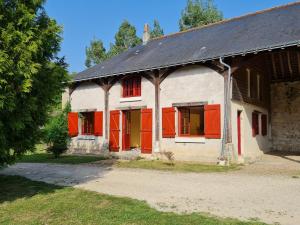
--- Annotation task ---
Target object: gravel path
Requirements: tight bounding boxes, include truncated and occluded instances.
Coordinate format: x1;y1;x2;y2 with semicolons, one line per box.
1;155;300;225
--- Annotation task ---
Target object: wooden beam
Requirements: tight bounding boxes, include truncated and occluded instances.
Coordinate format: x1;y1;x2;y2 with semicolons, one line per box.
271;53;277;79
297;51;300;75
279;53;284;77
287;51;293;76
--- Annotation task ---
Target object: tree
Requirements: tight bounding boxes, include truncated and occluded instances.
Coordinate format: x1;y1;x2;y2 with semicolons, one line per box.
85;39;107;68
43;102;70;158
107;20;142;58
150;20;164;39
0;0;69;165
179;0;223;31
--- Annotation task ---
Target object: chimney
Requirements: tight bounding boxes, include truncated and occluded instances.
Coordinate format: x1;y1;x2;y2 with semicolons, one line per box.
143;23;150;45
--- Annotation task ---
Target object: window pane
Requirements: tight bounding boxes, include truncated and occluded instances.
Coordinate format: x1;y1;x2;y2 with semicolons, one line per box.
190;106;204;135
179;106;204;136
180;108;189;135
81;112;94;135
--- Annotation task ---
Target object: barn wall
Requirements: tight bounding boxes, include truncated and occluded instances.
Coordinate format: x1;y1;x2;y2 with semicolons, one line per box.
108;76;155;152
231;101;271;162
159;65;224;162
271;81;300;152
69;82;105;154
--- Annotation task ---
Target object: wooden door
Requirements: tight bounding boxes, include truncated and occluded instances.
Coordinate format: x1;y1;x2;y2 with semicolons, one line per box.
237;111;242;156
109;110;120;152
122;111;131;150
141;108;152;154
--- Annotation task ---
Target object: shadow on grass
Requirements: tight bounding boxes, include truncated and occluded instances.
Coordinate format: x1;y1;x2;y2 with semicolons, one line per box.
17;153;108;164
0;175;62;204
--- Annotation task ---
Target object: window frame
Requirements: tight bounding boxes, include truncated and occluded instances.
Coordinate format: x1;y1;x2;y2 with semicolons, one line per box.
80;112;94;135
122;76;141;98
178;106;205;137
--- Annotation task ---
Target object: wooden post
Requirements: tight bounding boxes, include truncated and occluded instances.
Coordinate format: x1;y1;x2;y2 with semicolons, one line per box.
154;74;160;146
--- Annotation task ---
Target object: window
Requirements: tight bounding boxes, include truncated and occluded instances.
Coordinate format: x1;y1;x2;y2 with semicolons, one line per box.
252;112;259;137
81;112;94;135
261;114;267;136
178;106;204;136
122;76;141;97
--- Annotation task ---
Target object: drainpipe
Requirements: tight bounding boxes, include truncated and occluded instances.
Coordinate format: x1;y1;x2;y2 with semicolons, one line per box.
219;57;232;162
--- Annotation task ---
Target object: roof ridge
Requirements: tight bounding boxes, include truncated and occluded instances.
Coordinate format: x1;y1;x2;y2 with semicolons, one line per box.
150;1;300;42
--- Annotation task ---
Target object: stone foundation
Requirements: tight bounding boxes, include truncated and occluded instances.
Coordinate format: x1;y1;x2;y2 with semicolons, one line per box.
271;81;300;152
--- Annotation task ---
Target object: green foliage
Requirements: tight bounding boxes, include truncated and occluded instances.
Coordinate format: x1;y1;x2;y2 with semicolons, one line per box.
0;0;69;165
179;0;223;31
43;103;70;158
85;38;107;68
107;20;142;58
150;19;164;39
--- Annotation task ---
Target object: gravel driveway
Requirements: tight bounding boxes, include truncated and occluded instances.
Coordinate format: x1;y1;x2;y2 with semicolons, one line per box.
1;154;300;225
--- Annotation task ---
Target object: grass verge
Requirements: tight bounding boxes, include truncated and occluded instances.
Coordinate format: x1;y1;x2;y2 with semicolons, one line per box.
0;175;265;225
116;160;241;173
16;144;107;164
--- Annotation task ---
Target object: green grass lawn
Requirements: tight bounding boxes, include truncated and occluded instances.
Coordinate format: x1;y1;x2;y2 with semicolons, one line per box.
17;145;107;164
116;160;241;173
17;153;107;164
0;175;265;225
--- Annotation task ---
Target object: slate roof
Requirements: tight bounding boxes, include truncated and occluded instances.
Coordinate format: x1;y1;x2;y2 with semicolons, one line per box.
74;2;300;82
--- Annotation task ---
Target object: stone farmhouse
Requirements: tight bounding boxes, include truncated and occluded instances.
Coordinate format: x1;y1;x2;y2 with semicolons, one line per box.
64;2;300;162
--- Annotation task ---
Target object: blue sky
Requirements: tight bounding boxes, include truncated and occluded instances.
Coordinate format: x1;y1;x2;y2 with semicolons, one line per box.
45;0;295;73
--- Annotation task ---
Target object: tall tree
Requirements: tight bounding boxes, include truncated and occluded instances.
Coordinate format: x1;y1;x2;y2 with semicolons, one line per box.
0;0;69;165
179;0;223;31
150;20;164;39
85;38;107;68
107;20;142;58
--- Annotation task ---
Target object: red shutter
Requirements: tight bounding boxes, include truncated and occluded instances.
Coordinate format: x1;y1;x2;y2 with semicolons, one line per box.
162;107;176;138
94;111;103;136
204;104;221;139
141;108;152;153
252;112;259;137
68;112;78;137
109;110;120;151
261;114;267;136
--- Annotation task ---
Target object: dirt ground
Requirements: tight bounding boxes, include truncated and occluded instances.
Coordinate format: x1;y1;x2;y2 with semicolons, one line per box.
1;152;300;225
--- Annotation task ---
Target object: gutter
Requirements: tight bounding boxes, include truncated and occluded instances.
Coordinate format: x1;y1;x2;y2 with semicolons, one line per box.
219;57;232;163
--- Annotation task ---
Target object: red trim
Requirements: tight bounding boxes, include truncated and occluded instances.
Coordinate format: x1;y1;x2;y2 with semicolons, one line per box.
109;110;120;152
252;112;259;137
162;107;176;138
141;108;152;153
122;76;141;98
204;104;221;139
261;114;267;136
68;112;78;137
178;106;205;137
237;111;242;155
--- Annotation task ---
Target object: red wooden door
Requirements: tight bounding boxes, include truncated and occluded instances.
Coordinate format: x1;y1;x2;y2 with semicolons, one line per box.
237;111;242;156
109;110;120;152
141;108;152;154
122;111;131;150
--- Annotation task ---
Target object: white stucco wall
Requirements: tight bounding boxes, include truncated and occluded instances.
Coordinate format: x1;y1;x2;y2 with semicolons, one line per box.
159;65;225;162
69;82;106;154
231;100;270;162
108;77;155;152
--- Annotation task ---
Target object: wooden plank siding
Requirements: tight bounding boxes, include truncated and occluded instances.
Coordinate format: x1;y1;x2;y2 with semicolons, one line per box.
232;55;271;108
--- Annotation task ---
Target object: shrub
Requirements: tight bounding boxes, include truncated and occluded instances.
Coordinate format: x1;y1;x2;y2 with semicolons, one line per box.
43;103;70;158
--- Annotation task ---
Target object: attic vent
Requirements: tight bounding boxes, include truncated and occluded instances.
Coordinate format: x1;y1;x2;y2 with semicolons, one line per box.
158;42;162;45
101;66;105;69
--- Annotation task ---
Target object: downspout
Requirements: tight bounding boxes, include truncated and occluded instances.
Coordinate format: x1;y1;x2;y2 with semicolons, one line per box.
219;57;232;162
